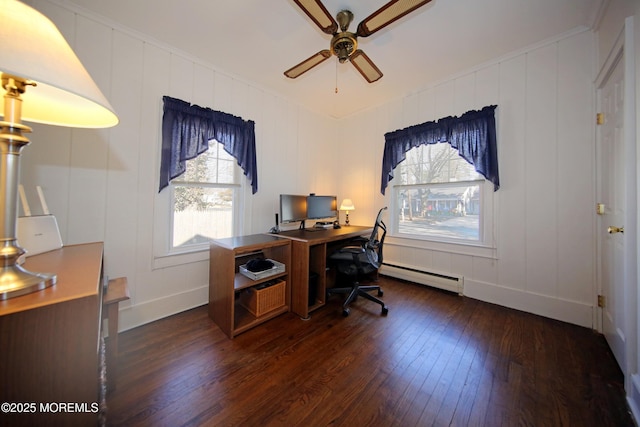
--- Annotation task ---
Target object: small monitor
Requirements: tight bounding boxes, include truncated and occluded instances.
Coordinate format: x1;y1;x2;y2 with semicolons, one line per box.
279;194;307;223
306;195;337;220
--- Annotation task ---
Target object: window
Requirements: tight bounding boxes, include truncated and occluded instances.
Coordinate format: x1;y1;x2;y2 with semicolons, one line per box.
170;140;241;251
392;143;488;244
157;97;256;261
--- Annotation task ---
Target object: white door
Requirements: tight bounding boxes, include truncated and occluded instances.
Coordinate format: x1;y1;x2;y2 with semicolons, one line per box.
596;53;626;371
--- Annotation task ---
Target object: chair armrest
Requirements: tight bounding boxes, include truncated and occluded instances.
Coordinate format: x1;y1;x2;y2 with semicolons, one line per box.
351;236;369;244
337;245;365;255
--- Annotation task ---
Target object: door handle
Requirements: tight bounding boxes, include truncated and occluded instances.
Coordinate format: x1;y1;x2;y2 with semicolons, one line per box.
608;226;624;234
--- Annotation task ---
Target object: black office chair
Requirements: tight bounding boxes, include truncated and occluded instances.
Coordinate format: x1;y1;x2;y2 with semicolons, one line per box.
327;207;389;317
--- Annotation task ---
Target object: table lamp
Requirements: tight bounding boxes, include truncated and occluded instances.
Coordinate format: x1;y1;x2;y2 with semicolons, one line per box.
340;199;355;226
0;0;118;299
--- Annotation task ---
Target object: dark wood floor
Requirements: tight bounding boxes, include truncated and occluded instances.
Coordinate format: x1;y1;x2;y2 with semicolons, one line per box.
106;277;635;426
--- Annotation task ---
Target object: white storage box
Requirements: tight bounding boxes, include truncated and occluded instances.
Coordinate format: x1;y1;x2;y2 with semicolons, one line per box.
239;259;285;280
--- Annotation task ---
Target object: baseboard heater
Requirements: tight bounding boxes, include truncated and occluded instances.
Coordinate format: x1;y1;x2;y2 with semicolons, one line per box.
381;262;463;295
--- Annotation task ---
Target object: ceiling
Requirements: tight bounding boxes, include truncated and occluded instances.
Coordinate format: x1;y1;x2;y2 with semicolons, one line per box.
63;0;603;119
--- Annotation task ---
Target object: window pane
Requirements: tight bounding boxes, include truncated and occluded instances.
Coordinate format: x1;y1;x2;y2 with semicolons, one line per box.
183;151;211;184
399;144;480;185
392;143;485;243
173;186;233;247
396;183;481;240
218;146;234;161
180;142;238;185
217;159;235;184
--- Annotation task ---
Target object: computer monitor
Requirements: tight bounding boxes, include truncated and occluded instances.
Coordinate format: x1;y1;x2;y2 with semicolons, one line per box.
279;194;307;223
306;195;337;220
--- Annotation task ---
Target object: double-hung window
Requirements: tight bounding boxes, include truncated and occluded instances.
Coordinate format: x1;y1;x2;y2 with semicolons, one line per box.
392;143;486;243
170;141;241;251
158;96;258;257
382;106;499;248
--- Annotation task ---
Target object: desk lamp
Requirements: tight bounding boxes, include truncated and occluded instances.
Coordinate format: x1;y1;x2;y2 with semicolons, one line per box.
0;0;118;299
340;199;355;226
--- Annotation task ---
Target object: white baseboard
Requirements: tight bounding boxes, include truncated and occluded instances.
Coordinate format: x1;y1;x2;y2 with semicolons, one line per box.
117;285;209;333
628;374;640;424
115;278;594;333
463;279;594;328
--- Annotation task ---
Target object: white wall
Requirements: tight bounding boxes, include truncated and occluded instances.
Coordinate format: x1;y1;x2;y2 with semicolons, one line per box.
20;0;338;330
634;2;640;420
337;28;597;328
18;1;602;333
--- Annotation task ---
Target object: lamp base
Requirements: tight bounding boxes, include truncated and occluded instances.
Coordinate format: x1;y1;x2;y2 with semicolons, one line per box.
0;264;56;300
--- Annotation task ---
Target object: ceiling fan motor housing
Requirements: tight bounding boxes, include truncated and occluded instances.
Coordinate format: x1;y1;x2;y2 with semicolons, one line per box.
331;32;357;63
331;10;357;63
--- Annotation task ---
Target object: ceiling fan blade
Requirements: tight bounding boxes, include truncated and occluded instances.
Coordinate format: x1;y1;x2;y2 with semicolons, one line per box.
349;50;383;83
284;50;332;79
356;0;432;37
293;0;338;35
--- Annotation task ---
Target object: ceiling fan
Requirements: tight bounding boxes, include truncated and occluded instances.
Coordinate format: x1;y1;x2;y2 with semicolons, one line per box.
284;0;433;83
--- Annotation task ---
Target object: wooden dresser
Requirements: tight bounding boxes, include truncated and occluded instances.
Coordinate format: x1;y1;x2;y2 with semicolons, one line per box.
0;242;104;427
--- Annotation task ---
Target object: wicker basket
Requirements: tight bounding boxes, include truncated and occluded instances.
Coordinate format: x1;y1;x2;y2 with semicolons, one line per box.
239;280;286;316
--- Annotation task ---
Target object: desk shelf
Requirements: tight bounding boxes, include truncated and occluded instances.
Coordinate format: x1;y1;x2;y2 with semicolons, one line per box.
234;270;287;292
209;235;291;338
233;303;289;336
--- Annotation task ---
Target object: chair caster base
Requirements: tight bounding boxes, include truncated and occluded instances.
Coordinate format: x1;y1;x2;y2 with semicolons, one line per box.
341;305;387;316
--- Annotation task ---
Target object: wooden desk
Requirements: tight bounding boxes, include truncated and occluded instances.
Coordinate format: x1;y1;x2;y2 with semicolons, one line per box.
276;226;372;318
0;242;104;427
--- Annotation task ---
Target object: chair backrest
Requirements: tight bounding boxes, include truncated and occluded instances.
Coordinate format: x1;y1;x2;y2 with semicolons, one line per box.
365;207;387;268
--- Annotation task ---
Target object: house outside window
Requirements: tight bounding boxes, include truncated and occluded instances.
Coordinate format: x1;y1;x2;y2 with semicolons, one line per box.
170;140;241;251
391;143;489;244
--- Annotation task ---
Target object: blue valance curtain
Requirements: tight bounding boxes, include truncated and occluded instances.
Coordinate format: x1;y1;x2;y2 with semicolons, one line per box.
381;105;499;194
159;96;258;193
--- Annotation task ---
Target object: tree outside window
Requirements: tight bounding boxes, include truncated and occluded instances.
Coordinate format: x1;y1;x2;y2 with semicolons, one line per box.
171;141;240;249
394;143;483;242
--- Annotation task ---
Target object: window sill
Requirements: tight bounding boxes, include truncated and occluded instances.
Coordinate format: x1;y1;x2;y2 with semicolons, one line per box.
386;234;497;259
153;247;209;270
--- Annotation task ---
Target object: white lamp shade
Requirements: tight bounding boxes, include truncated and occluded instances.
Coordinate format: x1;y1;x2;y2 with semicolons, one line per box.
0;0;118;128
340;199;355;211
